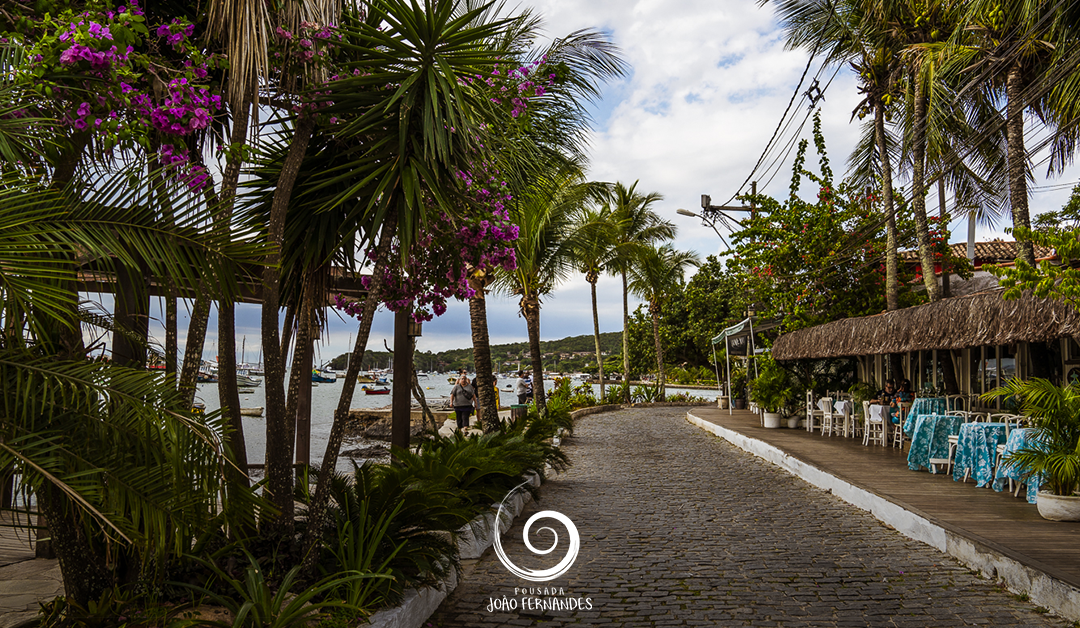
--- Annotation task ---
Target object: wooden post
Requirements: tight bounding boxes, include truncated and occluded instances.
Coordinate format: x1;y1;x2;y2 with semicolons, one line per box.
391;309;412;453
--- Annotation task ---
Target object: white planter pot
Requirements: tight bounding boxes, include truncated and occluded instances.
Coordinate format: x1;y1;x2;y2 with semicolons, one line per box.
1036;491;1080;521
786;416;800;429
762;412;782;429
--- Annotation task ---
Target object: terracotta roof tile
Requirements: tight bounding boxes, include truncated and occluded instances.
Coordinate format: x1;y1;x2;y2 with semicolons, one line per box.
900;241;1054;262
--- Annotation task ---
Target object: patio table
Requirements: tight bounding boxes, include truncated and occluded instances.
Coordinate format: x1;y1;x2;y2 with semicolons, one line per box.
952;422;1009;487
833;399;853;436
903;397;948;436
993;427;1041;504
907;413;964;473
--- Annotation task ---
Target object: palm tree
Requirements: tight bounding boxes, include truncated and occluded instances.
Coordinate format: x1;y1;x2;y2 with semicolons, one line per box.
607;181;674;401
493;161;603;415
0;167;264;605
773;0;909;311
944;0;1080;265
295;0;537;572
571;204;617;398
458;22;626;426
627;244;700;399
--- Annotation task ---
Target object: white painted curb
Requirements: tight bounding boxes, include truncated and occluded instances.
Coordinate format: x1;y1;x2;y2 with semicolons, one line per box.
686;410;1080;623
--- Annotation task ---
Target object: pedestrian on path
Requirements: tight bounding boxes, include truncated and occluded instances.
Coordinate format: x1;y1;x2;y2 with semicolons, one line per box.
451;375;475;430
514;371;530;404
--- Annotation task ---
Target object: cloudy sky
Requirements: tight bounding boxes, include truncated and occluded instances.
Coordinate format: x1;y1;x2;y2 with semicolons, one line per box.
129;0;1080;367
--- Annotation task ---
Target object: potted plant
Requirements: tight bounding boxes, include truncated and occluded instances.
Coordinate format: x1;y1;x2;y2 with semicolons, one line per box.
750;360;794;428
989;378;1080;521
848;381;875;406
730;364;748;410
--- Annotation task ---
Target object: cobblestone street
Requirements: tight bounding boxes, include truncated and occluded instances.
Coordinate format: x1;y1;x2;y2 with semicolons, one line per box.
428;407;1071;627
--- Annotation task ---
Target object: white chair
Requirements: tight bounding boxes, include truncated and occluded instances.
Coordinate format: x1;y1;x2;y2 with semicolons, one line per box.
841;400;861;439
862;401;886;446
805;391;825;433
945;394;966;412
890;401;911;449
819;397;836;436
833;399;855;438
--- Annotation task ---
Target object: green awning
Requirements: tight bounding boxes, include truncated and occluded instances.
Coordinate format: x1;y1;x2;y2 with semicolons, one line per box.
711;316;779;345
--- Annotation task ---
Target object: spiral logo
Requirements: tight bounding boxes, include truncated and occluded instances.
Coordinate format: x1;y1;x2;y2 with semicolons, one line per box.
493;486;580;582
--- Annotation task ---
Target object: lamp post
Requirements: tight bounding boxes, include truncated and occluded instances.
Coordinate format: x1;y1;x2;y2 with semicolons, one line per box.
676;182;757;248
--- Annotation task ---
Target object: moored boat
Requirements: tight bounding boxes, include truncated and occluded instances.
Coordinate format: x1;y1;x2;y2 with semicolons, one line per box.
312;369;336;383
240;407;263;417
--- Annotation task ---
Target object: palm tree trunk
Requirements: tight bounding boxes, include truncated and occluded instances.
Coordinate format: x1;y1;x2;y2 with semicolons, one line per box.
590;278;605;398
938;179;950;298
523;294;547;411
262;113;317;537
286;275;317;469
37;485;112;606
470;285;501;429
203;112;252;488
651;303;664;399
299;213;395;579
621;270;631;402
1006;62;1035;266
178;295;211;407
165;293;177;382
875;102;899;312
911;74;942;302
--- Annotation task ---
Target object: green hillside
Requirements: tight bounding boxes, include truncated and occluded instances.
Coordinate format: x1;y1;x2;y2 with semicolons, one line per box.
328;331;622;374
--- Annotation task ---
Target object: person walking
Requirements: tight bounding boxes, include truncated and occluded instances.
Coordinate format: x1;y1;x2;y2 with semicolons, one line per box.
514;371;530;405
451;375;475;431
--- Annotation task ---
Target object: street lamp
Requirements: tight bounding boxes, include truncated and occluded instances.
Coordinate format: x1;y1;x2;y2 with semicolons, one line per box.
677;208;728;243
676;182;758;249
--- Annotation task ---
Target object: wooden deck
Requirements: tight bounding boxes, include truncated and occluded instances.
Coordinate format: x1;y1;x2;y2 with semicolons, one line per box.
0;511;37;567
691;408;1080;590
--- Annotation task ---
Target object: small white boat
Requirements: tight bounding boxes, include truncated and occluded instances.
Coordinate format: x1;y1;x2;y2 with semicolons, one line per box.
240;407;264;417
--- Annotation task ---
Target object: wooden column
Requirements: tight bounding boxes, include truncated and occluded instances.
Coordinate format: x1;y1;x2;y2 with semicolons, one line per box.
391;309;412;453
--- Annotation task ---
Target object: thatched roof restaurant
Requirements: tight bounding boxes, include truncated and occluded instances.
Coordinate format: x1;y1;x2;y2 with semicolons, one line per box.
773;288;1080;361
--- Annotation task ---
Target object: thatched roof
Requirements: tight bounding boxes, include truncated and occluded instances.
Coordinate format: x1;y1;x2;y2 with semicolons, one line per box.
772;289;1080;360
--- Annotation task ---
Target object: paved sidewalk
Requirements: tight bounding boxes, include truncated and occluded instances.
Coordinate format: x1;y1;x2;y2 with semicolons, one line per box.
0;559;62;628
429;407;1070;627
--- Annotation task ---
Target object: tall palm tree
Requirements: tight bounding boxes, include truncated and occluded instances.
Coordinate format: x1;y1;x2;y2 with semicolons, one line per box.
493;162;603;415
627;244;700;399
773;0;908;311
461;21;626;424
572;204;617;397
607;181;674;401
944;0;1080;266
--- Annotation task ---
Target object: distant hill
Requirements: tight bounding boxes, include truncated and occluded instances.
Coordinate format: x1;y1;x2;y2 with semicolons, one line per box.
328;331;622;373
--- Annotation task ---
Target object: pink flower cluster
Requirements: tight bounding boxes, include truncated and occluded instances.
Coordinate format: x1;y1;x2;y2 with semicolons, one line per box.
335;166;519;323
156;19;195;50
132;78;221;135
463;57;556;119
159;144;210;190
57;20;132;71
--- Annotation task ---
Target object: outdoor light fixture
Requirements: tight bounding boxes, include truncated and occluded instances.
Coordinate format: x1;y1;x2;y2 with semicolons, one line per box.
677;182;758;248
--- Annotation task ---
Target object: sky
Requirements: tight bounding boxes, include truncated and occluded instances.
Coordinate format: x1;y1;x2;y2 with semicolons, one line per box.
130;0;1080;367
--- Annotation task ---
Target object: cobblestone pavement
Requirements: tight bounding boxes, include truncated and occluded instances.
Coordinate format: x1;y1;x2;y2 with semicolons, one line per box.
429;407;1071;627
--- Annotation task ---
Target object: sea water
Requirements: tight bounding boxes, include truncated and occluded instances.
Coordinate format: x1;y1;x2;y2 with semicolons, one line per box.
195;377;718;472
